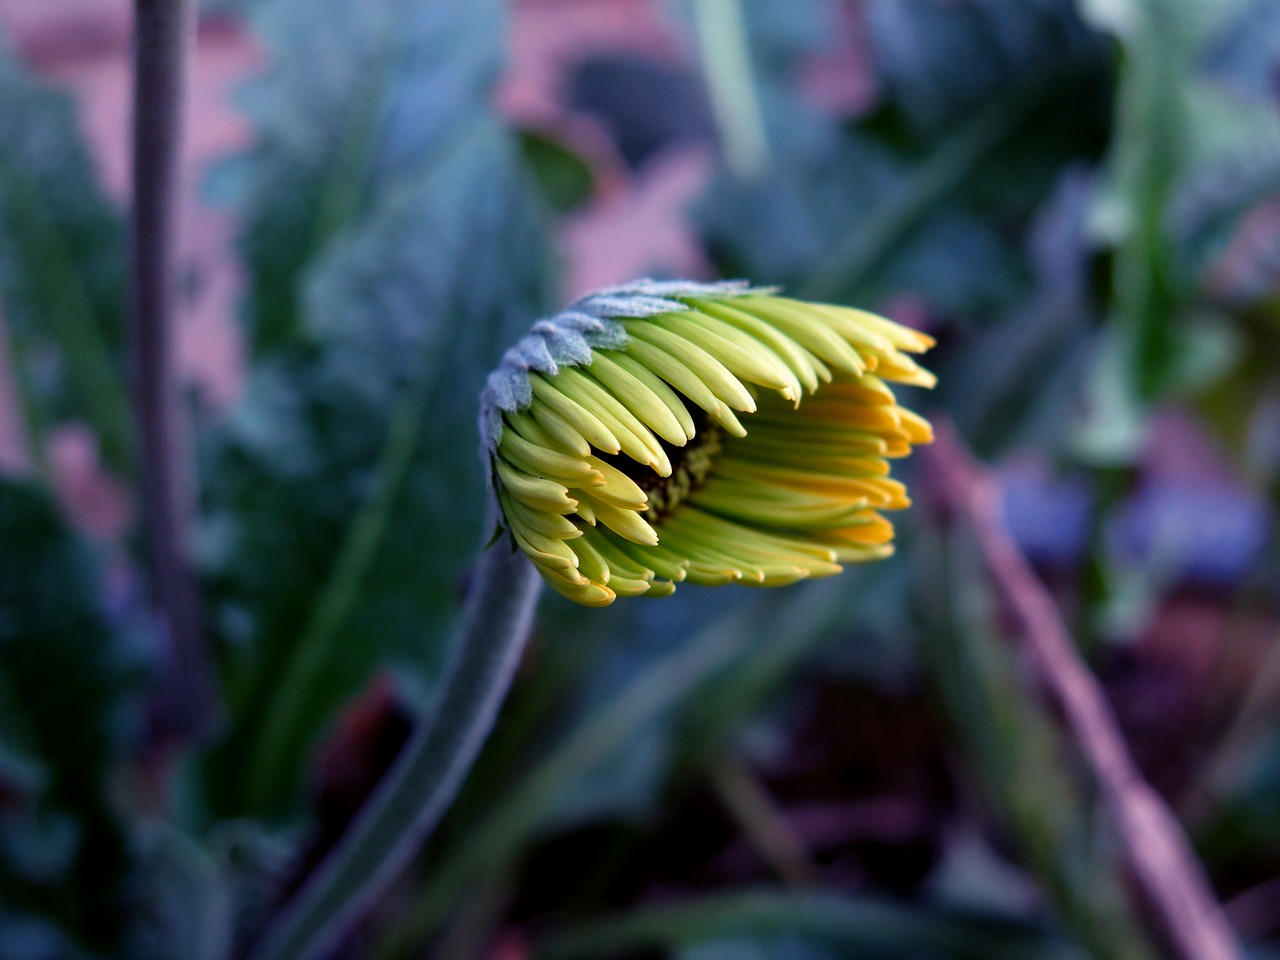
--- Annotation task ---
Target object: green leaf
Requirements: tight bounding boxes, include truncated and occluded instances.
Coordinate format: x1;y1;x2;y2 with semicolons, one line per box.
944;171;1098;458
203;118;549;816
230;0;509;353
0;45;130;471
694;0;1111;316
865;0;1106;134
697;125;1025;315
518;132;594;214
536;890;1073;960
202;0;551;818
0;482;136;951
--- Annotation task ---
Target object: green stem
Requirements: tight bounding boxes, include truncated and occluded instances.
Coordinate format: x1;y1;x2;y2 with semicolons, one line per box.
692;0;770;180
249;512;543;960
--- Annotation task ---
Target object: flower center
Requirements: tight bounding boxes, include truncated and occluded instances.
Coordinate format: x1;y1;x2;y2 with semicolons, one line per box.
597;408;722;524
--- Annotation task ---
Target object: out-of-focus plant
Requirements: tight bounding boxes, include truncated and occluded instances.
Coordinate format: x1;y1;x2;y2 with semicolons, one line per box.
1;0;1279;958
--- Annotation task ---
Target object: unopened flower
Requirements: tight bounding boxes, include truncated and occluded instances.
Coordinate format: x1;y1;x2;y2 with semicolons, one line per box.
479;280;934;607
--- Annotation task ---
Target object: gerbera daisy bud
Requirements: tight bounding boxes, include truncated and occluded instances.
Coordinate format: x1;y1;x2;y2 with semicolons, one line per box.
479;280;935;607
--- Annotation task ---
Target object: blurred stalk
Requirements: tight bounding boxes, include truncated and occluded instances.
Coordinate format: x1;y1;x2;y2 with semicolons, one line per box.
692;0;770;180
131;0;215;737
708;756;816;887
925;427;1241;960
370;594;796;960
250;512;542;960
919;521;1152;960
537;890;1066;960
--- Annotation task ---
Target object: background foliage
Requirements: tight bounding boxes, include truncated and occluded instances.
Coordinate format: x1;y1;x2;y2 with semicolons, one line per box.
2;0;1280;957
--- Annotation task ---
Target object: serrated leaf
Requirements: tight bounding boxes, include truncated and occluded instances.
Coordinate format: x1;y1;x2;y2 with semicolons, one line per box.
231;0;507;352
0;45;130;471
203;116;549;815
694;0;1113;318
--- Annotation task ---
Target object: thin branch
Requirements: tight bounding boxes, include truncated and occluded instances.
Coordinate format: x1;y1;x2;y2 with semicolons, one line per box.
924;423;1241;960
131;0;215;736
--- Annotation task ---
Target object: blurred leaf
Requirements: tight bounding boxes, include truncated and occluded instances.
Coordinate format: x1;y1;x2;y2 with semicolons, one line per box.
944;170;1097;457
202;0;549;817
865;0;1104;135
373;588;850;958
0;910;94;960
203;121;548;816
536;890;1073;960
125;825;232;960
915;519;1155;959
518;132;594;214
230;0;509;352
0;45;130;471
0;482;135;951
698;124;1025;315
695;0;1111;318
1203;0;1280;98
1085;0;1211;409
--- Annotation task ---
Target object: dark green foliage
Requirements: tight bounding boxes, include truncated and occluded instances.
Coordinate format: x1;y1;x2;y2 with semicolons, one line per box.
230;0;509;354
0;483;135;953
200;0;550;816
0;47;130;471
695;0;1112;320
3;0;1280;956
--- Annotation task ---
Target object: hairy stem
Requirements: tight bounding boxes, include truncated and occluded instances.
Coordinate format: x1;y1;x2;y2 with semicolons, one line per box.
251;513;543;960
131;0;215;736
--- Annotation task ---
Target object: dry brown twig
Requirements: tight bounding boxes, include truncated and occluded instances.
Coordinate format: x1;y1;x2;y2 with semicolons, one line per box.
924;423;1241;960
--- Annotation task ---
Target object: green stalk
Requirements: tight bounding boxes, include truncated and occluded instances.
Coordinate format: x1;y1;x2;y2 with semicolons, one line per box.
249;513;543;960
692;0;770;180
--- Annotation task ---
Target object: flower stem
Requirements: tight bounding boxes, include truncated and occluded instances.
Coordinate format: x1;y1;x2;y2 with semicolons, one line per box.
250;513;543;960
131;0;215;737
